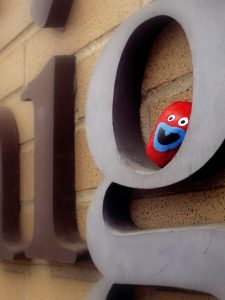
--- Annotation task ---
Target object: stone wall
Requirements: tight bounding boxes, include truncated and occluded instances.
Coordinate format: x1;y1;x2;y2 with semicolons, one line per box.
0;0;221;299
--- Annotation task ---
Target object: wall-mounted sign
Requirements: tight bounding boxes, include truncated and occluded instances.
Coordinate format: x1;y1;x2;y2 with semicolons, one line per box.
0;0;85;265
31;0;73;28
0;108;23;260
21;56;86;263
86;0;225;299
0;56;86;264
0;0;225;298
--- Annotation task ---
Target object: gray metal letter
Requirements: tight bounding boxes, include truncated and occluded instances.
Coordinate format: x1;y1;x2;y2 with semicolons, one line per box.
86;0;225;299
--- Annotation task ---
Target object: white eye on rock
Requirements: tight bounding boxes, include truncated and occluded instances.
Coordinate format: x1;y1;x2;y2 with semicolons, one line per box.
167;115;175;122
178;117;189;126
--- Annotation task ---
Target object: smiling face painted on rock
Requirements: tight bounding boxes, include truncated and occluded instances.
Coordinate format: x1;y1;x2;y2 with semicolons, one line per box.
146;101;192;168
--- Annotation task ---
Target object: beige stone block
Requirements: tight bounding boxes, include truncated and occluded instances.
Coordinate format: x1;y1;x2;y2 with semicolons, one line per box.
130;186;225;230
0;0;32;50
27;274;93;300
76;189;95;241
142;21;192;92
25;0;140;82
0;266;94;300
75;128;103;191
1;261;100;283
76;47;103;119
0;269;26;300
0;265;216;300
76;200;91;241
20;200;34;244
142;72;193;100
20;141;34;202
0;47;24;99
47;262;101;283
0;89;34;144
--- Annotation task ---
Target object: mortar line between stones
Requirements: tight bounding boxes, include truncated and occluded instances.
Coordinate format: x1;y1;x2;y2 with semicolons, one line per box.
0;22;37;56
142;72;193;100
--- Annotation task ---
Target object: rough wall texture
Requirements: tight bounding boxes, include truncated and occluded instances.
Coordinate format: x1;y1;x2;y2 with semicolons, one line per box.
0;0;221;299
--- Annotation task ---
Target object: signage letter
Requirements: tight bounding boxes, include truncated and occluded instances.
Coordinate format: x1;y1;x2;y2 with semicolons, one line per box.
0;108;23;260
86;0;225;298
22;56;86;263
31;0;74;28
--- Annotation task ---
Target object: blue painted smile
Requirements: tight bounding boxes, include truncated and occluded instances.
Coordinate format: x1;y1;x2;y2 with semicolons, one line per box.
154;122;186;152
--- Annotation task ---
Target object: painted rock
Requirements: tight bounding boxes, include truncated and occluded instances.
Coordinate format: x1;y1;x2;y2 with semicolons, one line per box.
146;101;192;168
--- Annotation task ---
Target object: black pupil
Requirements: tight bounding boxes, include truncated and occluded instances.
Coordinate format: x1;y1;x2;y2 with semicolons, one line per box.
181;120;185;124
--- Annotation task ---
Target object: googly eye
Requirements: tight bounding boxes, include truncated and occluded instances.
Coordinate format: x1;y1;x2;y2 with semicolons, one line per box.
167;115;175;122
178;117;189;126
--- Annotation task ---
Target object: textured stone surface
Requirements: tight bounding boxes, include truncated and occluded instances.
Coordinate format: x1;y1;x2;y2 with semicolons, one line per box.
25;0;140;83
1;90;34;143
0;0;223;298
142;21;192;92
0;47;24;99
0;0;32;50
76;46;105;119
76;190;95;241
0;267;94;300
20;200;34;243
76;199;92;241
131;186;225;230
20;141;34;202
75;128;103;191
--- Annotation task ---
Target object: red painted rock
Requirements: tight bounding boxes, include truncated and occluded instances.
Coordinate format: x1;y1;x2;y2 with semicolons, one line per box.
146;101;192;168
